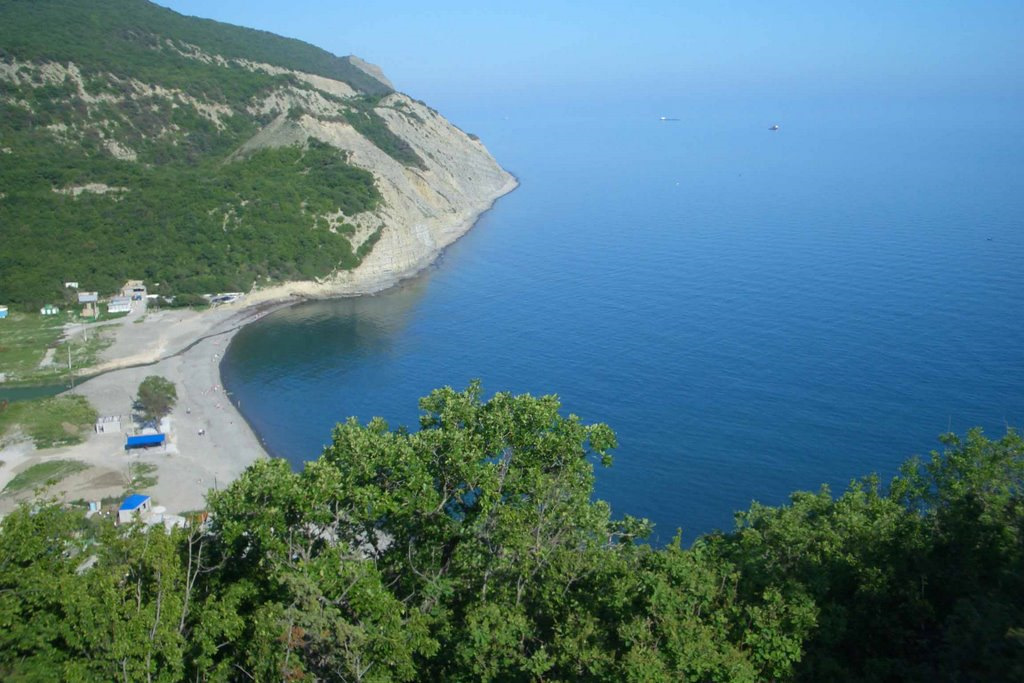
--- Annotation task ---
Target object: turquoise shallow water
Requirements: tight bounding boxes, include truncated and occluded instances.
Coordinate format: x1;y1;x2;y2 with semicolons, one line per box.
223;96;1024;542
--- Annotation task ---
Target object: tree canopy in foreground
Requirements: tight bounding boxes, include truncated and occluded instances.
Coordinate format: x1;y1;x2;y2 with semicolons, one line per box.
0;383;1022;681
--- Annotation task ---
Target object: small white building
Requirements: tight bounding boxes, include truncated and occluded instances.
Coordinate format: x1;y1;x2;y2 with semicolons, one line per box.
40;304;59;316
95;415;122;434
107;296;132;313
0;305;7;319
117;494;152;525
77;291;98;304
64;281;79;289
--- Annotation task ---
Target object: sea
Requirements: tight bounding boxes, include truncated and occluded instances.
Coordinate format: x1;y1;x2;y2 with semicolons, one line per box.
222;94;1024;543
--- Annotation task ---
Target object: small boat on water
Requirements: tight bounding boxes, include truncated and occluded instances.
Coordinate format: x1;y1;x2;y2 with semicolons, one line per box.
769;124;780;131
659;116;680;121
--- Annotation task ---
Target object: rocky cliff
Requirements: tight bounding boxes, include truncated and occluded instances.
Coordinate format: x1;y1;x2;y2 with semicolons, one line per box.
233;88;517;300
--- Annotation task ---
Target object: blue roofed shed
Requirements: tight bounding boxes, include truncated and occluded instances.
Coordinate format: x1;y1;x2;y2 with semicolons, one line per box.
118;494;152;524
124;433;166;450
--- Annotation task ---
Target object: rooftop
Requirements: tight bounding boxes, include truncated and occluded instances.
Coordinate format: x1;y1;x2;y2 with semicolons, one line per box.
119;494;150;511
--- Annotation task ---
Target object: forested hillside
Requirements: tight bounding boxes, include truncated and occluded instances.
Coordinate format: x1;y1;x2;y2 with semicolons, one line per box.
1;384;1021;681
0;0;431;307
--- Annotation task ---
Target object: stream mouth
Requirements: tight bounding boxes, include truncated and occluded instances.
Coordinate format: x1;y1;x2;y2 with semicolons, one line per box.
0;384;69;403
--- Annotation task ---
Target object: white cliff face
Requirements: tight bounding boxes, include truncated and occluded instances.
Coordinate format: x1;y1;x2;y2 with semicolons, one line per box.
240;90;517;301
323;93;516;293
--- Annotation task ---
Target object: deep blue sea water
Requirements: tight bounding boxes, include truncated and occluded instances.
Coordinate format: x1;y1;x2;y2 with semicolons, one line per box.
222;96;1024;542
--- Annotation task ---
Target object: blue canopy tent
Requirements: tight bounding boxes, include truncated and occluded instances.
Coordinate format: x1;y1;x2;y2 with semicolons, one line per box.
124;433;166;450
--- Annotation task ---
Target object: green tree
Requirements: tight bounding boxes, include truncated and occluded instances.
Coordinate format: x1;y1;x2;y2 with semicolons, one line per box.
136;375;177;423
0;503;189;681
200;382;812;681
717;428;1024;682
0;502;83;678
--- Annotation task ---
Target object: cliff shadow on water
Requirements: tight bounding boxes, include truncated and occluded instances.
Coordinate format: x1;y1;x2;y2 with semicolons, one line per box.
221;278;433;460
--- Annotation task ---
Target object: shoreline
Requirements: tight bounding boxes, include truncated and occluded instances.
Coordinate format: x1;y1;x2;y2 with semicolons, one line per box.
0;176;517;516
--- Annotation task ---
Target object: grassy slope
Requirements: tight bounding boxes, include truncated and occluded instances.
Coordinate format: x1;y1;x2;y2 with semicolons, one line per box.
0;395;98;448
3;459;89;494
0;311;115;385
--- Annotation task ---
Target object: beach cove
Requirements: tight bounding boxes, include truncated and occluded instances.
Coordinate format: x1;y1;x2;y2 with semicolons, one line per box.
0;173;517;517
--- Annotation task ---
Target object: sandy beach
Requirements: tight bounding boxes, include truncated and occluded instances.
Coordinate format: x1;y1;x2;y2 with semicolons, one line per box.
0;296;292;516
